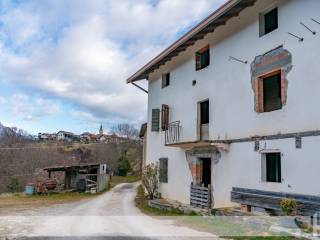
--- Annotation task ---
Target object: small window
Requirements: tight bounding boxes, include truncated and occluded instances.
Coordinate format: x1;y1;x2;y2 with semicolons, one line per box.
265;152;281;183
196;46;210;71
162;73;170;88
159;158;168;183
260;7;278;36
263;71;282;112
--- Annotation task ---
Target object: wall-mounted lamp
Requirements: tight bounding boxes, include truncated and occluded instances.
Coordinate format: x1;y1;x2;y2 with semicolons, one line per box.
288;32;304;42
300;22;316;35
228;56;248;64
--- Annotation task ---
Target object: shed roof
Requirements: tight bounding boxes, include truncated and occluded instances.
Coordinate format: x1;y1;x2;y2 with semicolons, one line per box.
127;0;256;83
44;163;102;172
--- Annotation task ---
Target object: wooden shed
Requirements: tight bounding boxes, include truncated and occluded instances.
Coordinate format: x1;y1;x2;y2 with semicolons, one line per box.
44;163;109;192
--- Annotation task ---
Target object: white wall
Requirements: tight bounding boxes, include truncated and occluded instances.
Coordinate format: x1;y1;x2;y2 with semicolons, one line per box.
145;0;320;206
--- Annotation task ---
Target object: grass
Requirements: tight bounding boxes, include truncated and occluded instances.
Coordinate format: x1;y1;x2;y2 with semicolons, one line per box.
134;185;306;239
0;175;141;212
222;237;305;240
110;175;141;188
134;184;197;216
0;191;95;213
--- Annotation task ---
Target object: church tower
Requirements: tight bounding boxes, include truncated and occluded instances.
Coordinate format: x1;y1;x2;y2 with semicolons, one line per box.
99;124;103;135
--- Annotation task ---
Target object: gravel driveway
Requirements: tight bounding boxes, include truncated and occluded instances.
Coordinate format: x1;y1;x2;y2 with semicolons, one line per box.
0;182;216;239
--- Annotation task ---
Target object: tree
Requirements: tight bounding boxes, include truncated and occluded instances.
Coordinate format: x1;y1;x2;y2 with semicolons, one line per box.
142;163;159;200
112;123;139;139
6;177;20;193
116;155;131;176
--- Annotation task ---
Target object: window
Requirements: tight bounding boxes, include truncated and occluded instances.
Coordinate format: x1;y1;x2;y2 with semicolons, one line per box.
260;7;278;36
196;46;210;71
200;100;209;124
262;152;281;183
151;109;160;132
263;71;282;112
161;104;169;131
162;73;170;88
159;158;168;183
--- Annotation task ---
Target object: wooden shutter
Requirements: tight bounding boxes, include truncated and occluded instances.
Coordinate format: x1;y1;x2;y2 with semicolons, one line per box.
162;73;170;88
161;74;166;88
159;158;168;183
195;53;201;71
151;109;160;132
161;104;169;131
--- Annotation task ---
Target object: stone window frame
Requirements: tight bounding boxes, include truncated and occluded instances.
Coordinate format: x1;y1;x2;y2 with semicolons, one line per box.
254;69;287;113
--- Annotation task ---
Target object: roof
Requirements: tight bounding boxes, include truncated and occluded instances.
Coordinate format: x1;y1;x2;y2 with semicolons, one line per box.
127;0;256;83
57;131;75;135
44;163;102;172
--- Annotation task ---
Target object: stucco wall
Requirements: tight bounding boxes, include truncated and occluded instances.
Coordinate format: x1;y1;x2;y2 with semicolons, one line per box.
145;0;320;206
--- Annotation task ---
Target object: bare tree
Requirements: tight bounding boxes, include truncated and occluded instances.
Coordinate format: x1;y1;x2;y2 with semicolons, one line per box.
111;123;139;139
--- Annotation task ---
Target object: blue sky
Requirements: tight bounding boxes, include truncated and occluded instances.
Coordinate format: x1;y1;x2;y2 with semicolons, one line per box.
0;0;226;135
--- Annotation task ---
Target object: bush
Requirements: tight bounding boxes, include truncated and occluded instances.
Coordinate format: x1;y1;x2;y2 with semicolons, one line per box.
116;155;131;176
280;198;297;216
6;177;20;193
141;163;159;200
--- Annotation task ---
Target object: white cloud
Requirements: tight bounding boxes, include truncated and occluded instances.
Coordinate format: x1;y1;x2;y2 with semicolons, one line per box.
9;94;60;121
0;0;226;126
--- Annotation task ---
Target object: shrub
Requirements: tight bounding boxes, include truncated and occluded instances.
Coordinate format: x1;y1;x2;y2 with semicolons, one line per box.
116;155;131;176
280;198;297;216
6;177;20;193
142;163;159;200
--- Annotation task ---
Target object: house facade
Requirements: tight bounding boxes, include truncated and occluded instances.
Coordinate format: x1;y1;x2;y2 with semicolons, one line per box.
57;131;79;142
128;0;320;214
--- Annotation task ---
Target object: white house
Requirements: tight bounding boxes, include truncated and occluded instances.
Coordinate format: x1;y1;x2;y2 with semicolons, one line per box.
57;131;78;142
128;0;320;215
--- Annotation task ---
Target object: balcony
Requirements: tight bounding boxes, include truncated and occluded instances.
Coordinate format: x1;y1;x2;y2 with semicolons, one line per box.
164;121;181;145
164;121;229;151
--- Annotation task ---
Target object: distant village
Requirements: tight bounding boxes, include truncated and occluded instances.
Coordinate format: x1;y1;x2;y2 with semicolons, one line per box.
38;124;126;144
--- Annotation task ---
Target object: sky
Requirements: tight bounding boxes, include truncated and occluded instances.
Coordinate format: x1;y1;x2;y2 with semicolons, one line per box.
0;0;226;135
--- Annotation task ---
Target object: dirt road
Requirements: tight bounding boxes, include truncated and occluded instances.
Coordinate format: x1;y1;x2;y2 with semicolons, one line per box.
0;182;216;239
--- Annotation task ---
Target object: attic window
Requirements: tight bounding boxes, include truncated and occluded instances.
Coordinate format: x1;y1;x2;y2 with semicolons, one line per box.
196;46;210;71
162;73;170;88
260;7;278;36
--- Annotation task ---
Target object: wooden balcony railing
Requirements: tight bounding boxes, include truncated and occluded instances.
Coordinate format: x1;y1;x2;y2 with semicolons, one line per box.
165;121;181;145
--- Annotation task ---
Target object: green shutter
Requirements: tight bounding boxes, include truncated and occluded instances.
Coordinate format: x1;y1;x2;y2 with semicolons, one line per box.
151;109;160;132
159;158;168;183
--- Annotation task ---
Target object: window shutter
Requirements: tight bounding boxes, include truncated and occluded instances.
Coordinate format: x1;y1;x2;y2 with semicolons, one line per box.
151;109;160;132
161;74;166;88
159;158;168;183
196;53;201;71
161;104;169;131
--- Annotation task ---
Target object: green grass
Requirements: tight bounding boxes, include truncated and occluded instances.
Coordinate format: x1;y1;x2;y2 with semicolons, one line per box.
134;185;306;239
110;175;141;188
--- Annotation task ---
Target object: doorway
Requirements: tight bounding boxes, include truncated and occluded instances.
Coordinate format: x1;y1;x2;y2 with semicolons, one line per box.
201;158;211;187
199;100;209;140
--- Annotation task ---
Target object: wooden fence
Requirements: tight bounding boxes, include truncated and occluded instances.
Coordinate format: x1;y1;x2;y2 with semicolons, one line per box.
190;183;211;209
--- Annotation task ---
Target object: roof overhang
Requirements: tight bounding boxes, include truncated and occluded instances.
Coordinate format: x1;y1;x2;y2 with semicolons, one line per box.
127;0;257;83
166;140;230;151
